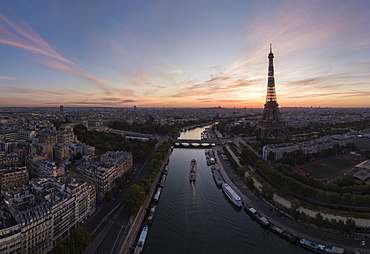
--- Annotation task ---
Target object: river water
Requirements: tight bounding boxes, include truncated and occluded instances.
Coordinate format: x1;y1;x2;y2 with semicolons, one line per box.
144;127;309;253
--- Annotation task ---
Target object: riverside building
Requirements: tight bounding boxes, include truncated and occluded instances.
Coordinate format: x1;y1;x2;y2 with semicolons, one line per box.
77;151;133;200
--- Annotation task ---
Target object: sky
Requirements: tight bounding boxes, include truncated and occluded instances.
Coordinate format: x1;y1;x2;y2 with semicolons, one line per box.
1;0;370;108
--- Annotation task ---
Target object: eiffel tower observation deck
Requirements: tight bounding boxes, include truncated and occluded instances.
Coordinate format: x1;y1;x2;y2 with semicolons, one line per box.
253;44;292;140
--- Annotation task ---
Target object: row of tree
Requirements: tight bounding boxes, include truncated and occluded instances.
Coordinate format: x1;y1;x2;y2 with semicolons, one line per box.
289;119;370;135
222;146;247;178
48;227;91;254
245;172;357;235
109;120;179;137
109;118;212;138
289;200;356;235
124;142;171;214
239;147;258;166
103;171;133;203
255;160;370;209
73;124;158;161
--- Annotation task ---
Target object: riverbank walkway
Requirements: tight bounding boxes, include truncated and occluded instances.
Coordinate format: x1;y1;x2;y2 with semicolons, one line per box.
214;147;251;204
217;144;370;253
223;145;370;227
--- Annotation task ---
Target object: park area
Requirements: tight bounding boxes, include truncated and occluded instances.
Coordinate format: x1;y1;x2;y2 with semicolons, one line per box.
293;155;363;180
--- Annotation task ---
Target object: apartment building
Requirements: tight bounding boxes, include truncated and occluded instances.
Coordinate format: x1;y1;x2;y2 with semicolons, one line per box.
0;166;28;191
54;143;69;164
77;151;133;200
2;189;53;254
262;138;334;161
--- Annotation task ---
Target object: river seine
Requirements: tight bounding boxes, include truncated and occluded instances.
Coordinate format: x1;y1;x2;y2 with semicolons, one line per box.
144;127;310;253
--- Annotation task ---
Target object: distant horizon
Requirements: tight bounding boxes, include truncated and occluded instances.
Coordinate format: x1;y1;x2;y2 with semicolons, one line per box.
1;1;370;108
1;106;370;110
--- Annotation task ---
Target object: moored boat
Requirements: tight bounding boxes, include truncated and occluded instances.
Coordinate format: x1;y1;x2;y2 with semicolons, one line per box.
299;239;325;253
212;169;223;187
159;174;167;187
270;224;297;243
244;205;270;228
147;205;157;224
222;183;242;207
154;187;162;202
134;226;148;253
206;157;211;166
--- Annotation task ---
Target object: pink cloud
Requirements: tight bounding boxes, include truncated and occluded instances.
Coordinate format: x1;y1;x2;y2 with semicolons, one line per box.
0;76;16;80
1;85;86;97
0;13;74;65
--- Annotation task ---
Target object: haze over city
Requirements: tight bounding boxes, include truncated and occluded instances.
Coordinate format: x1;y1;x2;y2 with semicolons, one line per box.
1;0;370;108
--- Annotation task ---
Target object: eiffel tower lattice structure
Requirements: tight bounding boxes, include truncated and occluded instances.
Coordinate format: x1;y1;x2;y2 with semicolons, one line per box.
253;44;292;140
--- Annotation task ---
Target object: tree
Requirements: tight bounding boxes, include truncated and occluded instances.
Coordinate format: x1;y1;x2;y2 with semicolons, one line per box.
115;177;124;190
70;227;92;253
260;183;274;200
314;213;324;228
236;166;246;177
240;148;258;165
323;217;330;229
290;199;301;220
345;218;356;235
48;227;91;254
299;211;308;223
124;184;146;214
245;175;254;190
104;191;113;203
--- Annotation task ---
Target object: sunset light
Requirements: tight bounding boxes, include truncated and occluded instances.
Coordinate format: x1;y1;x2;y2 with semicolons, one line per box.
1;0;370;108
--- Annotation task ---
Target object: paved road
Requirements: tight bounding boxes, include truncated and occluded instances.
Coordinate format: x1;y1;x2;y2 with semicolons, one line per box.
83;140;164;254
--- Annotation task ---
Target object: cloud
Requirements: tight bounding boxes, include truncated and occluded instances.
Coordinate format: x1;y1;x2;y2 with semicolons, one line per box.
0;76;17;80
121;99;136;103
39;59;118;88
205;76;230;83
152;84;165;89
58;99;137;106
101;97;122;101
288;91;370;100
0;12;123;95
0;12;74;65
0;85;84;97
171;75;261;100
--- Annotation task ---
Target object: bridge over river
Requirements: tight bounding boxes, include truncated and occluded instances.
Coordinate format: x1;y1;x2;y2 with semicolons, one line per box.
172;139;226;147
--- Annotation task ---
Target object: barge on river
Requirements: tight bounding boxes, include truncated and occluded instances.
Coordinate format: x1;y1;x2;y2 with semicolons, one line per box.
189;159;197;182
270;224;297;243
244;205;270;228
212;169;223;187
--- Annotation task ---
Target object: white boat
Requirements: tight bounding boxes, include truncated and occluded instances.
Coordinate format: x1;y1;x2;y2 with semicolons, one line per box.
134;226;148;253
222;183;242;207
159;174;167;187
154;187;162;202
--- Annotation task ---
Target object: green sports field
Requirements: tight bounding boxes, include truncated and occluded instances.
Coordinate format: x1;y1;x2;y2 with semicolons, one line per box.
300;156;360;179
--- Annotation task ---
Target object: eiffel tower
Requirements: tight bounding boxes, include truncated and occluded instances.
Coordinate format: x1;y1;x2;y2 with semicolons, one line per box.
253;44;292;140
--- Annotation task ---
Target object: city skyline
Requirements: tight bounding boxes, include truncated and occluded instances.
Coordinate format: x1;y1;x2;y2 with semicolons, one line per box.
1;0;370;108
